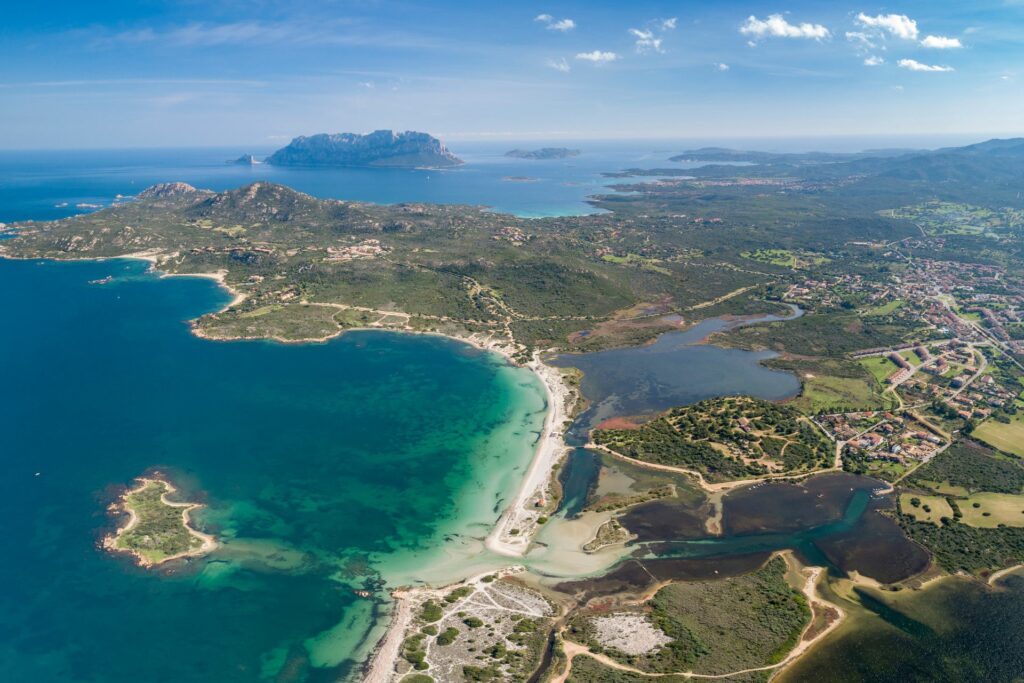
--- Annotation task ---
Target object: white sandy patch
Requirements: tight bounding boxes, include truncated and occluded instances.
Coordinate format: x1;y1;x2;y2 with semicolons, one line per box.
592;614;672;655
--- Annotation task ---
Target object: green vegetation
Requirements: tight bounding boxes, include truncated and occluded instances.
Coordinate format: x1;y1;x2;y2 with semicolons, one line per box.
402;634;430;671
974;413;1024;457
600;252;671;275
859;356;898;385
108;478;208;565
594;397;832;482
567;557;808;675
956;492;1024;528
864;299;905;316
419;600;443;623
907;440;1024;494
889;202;1024;238
897;515;1024;574
565;655;768;682
898;493;954;524
768;357;895;413
436;627;459;645
718;311;930;357
741;248;830;269
444;586;473;603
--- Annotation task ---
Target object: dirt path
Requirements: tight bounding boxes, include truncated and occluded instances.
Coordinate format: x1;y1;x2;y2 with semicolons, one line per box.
552;558;844;681
589;443;839;494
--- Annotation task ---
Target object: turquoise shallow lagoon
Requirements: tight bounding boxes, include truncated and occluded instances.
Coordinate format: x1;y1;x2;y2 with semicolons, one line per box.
0;257;546;681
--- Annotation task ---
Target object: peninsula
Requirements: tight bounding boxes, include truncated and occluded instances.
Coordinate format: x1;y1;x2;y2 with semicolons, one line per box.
266;130;463;168
103;475;216;567
4;136;1024;682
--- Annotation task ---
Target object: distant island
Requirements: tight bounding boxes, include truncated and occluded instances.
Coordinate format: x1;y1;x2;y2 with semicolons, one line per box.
505;147;580;160
228;154;261;166
103;474;216;567
266;130;462;168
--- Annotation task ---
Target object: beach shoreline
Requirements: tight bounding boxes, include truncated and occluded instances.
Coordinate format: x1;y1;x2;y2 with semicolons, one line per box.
7;251;579;677
103;475;217;568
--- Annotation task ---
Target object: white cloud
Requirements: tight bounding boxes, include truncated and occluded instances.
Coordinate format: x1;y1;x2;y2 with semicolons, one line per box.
629;28;663;53
715;62;730;71
740;14;830;40
662;18;677;30
856;13;918;40
845;31;876;48
921;35;962;48
898;58;954;72
575;50;618;64
535;14;575;31
863;55;884;66
546;57;570;73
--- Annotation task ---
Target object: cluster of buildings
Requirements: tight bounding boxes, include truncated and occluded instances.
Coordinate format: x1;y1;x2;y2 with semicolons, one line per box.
493;226;530;245
821;412;947;464
326;239;387;261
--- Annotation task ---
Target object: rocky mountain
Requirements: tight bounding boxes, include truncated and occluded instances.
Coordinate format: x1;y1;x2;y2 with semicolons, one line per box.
505;147;580;160
266;130;462;168
137;182;213;202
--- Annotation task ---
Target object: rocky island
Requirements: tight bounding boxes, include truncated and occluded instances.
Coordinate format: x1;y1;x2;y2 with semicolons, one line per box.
266;130;462;168
227;154;262;165
504;147;580;160
103;475;216;567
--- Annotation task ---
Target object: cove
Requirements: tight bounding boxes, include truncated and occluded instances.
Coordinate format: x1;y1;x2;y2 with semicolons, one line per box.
0;257;546;682
551;307;803;517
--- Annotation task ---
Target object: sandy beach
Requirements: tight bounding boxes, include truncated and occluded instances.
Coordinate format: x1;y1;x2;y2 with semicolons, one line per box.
103;475;217;568
485;353;573;556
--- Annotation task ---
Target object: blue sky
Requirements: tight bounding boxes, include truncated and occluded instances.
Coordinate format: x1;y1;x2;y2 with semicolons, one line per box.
1;1;1022;148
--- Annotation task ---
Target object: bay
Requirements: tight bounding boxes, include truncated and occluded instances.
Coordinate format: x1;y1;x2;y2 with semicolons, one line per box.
0;256;545;681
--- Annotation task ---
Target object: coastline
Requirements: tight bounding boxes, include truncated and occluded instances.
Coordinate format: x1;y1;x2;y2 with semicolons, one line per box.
485;353;573;556
6;251;579;677
103;475;217;568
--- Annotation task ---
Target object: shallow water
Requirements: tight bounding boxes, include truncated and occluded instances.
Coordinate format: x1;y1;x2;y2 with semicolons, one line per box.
0;257;545;681
636;473;930;584
551;308;803;515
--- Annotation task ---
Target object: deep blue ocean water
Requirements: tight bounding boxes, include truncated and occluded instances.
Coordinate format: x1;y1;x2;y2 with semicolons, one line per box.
3;141;1021;682
0;257;546;681
0;141;696;223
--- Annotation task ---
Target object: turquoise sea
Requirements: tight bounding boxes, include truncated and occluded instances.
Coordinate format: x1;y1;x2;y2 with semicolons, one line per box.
5;142;1023;681
0;256;546;681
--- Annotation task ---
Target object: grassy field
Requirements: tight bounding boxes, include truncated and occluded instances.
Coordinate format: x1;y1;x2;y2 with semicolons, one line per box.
859;356;898;385
740;248;830;269
768;357;894;413
974;414;1024;456
899;493;954;524
958;492;1024;528
600;253;671;275
792;374;893;414
916;480;971;497
864;299;905;316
